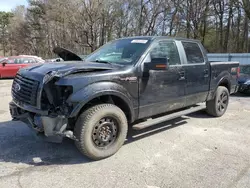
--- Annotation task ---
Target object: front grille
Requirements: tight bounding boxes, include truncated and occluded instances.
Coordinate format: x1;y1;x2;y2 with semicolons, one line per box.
12;74;39;106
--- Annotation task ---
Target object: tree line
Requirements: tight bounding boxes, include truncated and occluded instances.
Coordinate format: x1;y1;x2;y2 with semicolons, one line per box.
0;0;250;58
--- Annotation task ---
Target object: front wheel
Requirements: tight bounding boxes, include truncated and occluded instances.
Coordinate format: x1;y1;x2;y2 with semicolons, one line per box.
74;104;128;160
206;86;229;117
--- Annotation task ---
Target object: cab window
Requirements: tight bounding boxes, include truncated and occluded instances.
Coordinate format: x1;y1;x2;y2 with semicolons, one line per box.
150;41;181;66
182;42;204;64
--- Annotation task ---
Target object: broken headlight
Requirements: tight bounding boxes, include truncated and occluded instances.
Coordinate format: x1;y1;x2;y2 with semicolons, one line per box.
43;71;58;84
244;80;250;85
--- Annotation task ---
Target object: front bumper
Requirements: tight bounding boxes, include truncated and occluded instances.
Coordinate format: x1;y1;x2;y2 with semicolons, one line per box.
9;101;69;143
12;98;49;116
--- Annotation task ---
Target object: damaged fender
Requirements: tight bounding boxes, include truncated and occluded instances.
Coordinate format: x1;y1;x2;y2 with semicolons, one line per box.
67;82;135;121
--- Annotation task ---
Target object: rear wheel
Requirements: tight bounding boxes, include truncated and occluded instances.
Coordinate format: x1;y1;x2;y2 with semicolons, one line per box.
74;104;128;160
206;86;229;117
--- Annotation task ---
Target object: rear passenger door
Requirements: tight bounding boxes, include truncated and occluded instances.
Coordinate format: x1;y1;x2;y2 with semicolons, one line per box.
181;41;210;106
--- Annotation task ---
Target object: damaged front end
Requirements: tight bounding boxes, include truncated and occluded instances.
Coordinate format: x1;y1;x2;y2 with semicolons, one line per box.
9;47;115;143
9;71;77;143
9;103;75;143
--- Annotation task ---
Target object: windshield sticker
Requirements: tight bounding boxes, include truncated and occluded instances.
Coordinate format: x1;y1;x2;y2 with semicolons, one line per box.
131;40;148;44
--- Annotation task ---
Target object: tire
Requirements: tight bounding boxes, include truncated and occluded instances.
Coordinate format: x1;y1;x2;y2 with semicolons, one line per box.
206;86;229;117
74;104;128;160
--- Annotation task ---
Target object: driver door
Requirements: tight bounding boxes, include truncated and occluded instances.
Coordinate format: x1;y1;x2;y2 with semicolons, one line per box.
138;40;186;119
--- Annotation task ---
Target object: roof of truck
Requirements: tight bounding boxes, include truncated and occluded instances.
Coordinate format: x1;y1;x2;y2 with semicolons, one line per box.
119;36;200;42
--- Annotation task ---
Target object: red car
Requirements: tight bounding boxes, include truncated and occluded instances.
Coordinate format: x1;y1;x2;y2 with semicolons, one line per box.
0;56;44;78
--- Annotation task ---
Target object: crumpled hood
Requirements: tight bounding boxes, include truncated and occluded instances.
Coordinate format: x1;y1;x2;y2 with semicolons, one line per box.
22;61;115;75
238;73;250;84
53;47;83;61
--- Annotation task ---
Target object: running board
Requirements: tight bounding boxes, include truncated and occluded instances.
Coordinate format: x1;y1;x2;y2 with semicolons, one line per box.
132;105;206;130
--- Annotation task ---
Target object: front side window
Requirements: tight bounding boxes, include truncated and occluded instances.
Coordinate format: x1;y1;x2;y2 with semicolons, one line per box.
14;58;23;64
182;42;204;64
85;38;151;65
149;41;181;66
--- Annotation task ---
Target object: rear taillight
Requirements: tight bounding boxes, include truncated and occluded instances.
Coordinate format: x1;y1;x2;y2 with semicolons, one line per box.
237;67;240;78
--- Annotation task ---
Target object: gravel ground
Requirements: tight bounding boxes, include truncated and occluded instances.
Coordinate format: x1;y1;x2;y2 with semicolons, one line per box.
0;79;250;188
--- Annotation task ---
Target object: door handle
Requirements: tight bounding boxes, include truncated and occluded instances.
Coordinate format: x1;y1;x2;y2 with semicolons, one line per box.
179;71;185;80
204;69;209;77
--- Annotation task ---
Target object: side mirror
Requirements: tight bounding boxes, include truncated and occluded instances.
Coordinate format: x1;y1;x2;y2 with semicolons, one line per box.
144;57;169;71
1;62;7;67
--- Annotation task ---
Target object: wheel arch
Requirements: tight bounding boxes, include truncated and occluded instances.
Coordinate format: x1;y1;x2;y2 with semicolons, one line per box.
68;82;135;123
209;77;231;100
75;93;133;123
217;77;231;93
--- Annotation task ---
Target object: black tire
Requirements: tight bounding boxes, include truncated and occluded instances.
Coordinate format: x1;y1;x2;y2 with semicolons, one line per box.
74;104;128;160
206;86;229;117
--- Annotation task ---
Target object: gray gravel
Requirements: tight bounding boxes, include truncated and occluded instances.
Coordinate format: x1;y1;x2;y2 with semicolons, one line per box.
0;79;250;188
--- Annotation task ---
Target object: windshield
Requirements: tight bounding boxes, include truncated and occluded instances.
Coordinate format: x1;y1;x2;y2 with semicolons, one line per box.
0;58;7;63
240;65;250;75
85;38;151;65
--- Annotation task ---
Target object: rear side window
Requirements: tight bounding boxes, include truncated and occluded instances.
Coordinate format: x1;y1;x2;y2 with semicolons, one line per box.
150;41;181;65
182;42;204;64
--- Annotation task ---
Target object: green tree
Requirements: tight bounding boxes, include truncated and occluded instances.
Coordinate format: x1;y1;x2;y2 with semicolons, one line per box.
1;0;250;57
242;0;250;19
0;11;13;56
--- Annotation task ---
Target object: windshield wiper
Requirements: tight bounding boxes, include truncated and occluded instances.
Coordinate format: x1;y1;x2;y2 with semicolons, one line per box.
94;60;112;65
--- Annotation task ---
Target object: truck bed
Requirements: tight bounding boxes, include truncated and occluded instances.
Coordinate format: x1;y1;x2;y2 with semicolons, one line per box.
207;61;239;100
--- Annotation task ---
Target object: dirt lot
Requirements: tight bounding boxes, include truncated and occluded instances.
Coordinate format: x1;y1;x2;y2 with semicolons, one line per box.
0;79;250;188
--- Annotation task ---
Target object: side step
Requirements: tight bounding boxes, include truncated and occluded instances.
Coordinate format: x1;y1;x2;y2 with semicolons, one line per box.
132;105;206;130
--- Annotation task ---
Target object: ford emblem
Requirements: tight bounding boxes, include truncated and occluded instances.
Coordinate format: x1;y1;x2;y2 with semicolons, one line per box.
13;83;21;92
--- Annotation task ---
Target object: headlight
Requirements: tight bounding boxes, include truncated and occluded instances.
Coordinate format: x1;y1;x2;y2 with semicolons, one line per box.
244;80;250;85
43;71;58;84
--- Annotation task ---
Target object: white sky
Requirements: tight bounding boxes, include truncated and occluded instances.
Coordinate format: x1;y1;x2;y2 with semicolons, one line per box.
0;0;28;12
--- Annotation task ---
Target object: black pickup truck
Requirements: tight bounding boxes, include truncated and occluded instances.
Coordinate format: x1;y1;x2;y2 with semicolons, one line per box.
9;37;239;160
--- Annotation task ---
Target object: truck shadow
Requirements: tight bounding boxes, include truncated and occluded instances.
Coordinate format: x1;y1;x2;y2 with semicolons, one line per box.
0;121;90;165
126;117;188;144
0;117;188;166
186;110;215;119
231;92;250;98
0;78;14;80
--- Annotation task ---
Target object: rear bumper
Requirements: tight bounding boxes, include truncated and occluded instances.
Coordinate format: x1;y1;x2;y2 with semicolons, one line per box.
9;101;68;143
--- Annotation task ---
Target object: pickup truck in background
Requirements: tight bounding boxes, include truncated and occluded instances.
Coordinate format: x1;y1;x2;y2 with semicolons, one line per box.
9;37;239;160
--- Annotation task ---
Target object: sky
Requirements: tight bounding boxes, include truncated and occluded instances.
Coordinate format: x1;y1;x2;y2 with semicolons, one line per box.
0;0;28;12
